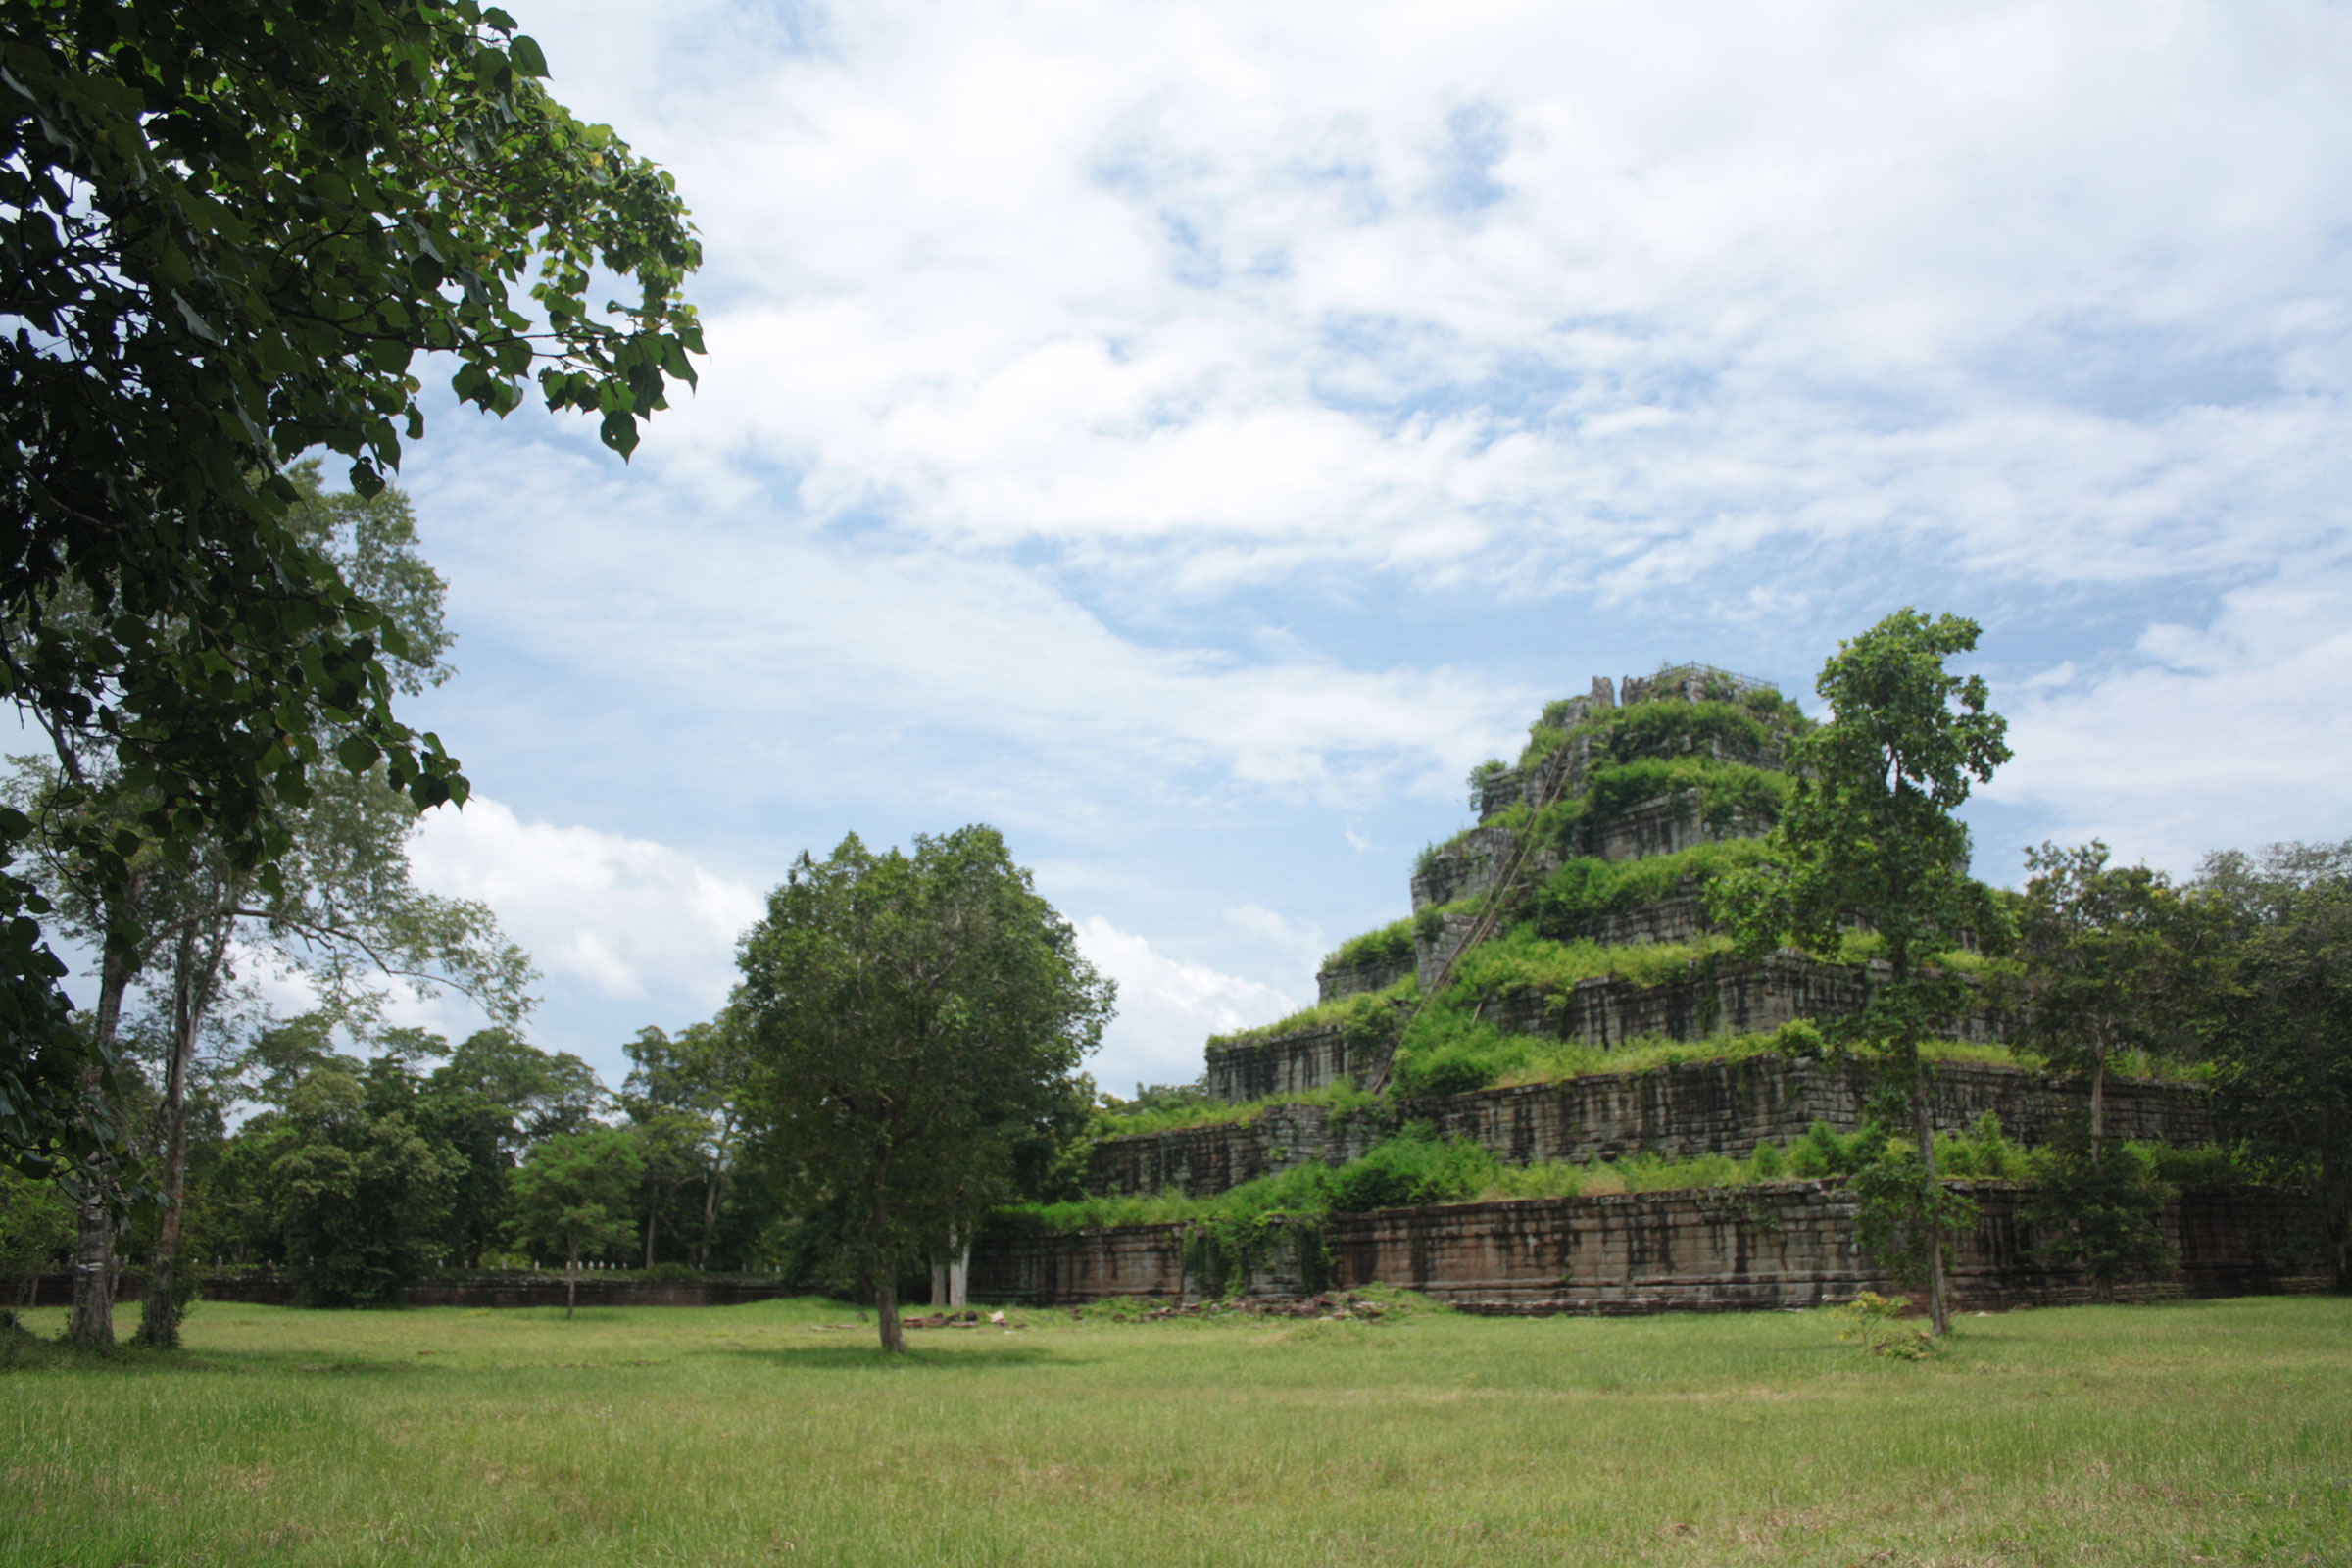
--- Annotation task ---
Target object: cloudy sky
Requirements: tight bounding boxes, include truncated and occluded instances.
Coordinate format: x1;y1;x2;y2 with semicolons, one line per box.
356;0;2350;1094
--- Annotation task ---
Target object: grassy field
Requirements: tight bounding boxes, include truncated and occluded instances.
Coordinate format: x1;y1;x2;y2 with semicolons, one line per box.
2;1294;2345;1567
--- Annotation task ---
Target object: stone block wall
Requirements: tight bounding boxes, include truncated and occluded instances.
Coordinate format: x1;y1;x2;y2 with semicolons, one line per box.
1413;794;1764;920
1585;793;1768;863
1209;956;1996;1104
1093;1055;2212;1198
1565;888;1710;947
968;1222;1189;1305
1483;954;2002;1051
1420;1056;2209;1167
1412;821;1524;911
1316;956;1414;1004
1089;1102;1394;1197
968;1183;2323;1312
1323;1182;2320;1314
21;1271;799;1310
1206;1022;1373;1102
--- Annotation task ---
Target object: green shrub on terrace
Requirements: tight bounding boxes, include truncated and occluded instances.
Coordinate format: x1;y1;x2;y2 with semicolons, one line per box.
1324;1124;1501;1212
1204;975;1416;1053
1534;839;1775;938
1516;696;1795;774
1578;757;1789;830
2134;1141;2253;1184
1413;899;1475;944
1323;918;1416;973
1089;1080;1385;1141
1446;924;1733;998
1391;1010;1837;1098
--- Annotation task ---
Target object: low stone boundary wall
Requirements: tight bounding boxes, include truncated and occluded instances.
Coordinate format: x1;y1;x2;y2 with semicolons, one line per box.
18;1271;796;1310
968;1223;1188;1305
971;1183;2323;1313
1093;1055;2211;1198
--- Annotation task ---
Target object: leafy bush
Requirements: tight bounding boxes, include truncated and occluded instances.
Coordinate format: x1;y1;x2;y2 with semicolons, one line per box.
2024;1121;2176;1300
1535;839;1776;938
1323;918;1416;973
1782;1119;1877;1179
1466;759;1511;811
2135;1142;2250;1184
1205;977;1414;1053
1445;925;1731;999
1934;1112;2035;1179
1324;1127;1498;1212
1833;1291;1934;1359
1091;1080;1383;1141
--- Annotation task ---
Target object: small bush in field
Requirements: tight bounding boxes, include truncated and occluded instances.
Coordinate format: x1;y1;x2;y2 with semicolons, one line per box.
1833;1291;1934;1359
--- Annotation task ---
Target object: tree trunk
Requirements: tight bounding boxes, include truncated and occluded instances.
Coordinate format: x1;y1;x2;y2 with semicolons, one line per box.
141;911;231;1348
66;1152;117;1347
950;1235;969;1310
698;1166;719;1271
2089;1027;2108;1162
930;1258;949;1308
67;888;143;1348
1913;1054;1951;1337
2326;1150;2351;1295
873;1269;906;1353
866;1143;906;1352
566;1244;578;1321
643;1199;658;1271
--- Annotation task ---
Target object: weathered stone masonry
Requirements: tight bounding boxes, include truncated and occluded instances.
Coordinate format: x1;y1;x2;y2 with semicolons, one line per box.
971;1183;2321;1312
1207;954;1998;1103
1091;1054;2212;1199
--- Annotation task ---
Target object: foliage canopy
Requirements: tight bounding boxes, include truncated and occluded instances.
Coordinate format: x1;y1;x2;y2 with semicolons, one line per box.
0;0;698;1174
736;826;1113;1350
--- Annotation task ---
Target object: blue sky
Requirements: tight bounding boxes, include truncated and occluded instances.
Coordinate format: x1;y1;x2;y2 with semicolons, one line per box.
324;0;2352;1096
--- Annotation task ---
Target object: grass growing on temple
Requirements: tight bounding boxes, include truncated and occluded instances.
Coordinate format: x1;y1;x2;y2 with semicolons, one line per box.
3;1295;2344;1566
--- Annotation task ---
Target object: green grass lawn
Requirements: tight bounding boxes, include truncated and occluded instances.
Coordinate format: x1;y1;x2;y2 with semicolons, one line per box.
3;1294;2345;1567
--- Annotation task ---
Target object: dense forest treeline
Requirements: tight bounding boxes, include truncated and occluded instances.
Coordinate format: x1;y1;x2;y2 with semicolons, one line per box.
1;829;2347;1311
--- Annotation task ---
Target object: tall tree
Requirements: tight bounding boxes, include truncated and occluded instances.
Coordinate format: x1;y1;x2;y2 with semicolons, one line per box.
0;0;698;1180
2194;840;2352;1288
508;1129;643;1320
620;1017;753;1268
735;827;1114;1352
1711;610;2011;1335
233;1059;462;1308
2015;842;2188;1152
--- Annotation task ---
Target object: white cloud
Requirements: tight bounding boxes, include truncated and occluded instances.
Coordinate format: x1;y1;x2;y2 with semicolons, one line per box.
1224;903;1329;977
1073;915;1299;1092
490;0;2352;612
1985;569;2352;873
408;797;765;1011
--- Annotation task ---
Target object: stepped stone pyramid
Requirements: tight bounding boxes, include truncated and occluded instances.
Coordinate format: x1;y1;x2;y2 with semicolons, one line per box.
968;666;2317;1314
1209;663;1935;1104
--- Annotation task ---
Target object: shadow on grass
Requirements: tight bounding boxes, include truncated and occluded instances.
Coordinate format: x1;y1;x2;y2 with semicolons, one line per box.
712;1340;1078;1372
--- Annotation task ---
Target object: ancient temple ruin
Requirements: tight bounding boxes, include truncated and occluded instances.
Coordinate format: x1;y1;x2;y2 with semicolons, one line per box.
971;665;2317;1312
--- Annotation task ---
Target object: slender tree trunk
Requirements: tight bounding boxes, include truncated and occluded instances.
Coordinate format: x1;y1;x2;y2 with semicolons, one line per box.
65;1075;119;1348
869;1155;905;1353
950;1235;969;1311
142;910;231;1348
67;884;143;1348
698;1165;719;1271
1913;1051;1951;1337
643;1198;658;1271
930;1257;948;1308
2089;1025;2108;1163
566;1243;577;1321
873;1268;905;1353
